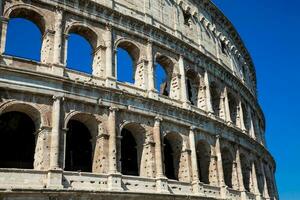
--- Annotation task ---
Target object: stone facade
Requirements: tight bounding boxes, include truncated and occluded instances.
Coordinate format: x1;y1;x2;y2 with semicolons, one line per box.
0;0;278;200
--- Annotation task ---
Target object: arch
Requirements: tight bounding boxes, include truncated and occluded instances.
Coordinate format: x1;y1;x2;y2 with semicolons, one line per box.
163;132;183;180
115;40;140;84
196;140;211;184
221;147;234;188
240;153;251;191
0;101;44;129
4;7;45;61
65;24;99;74
65;119;93;172
0;111;36;169
4;6;46;33
228;92;238;125
186;69;200;106
64;111;99;138
120;122;145;176
210;82;222;117
154;54;174;96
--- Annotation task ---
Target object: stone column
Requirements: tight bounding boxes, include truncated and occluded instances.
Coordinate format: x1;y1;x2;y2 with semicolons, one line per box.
189;127;203;194
105;25;115;88
153;116;168;193
147;40;155;93
0;17;8;55
204;70;214;114
251;161;260;195
239;100;246;132
107;106;122;191
47;95;63;189
52;8;63;65
108;106;118;174
179;55;189;107
223;87;232;124
247;106;256;138
235;147;245;191
215;135;227;198
153;116;164;178
50;95;63;169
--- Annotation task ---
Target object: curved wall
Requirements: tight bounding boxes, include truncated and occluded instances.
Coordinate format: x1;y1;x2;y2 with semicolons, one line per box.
0;0;278;200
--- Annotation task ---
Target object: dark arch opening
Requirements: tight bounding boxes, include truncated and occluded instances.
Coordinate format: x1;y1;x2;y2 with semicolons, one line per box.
196;141;211;184
210;83;221;117
5;18;42;61
163;137;176;180
221;148;233;188
65;120;92;172
121;128;138;176
240;154;251;191
117;47;135;84
0;111;36;169
228;92;238;125
66;33;93;74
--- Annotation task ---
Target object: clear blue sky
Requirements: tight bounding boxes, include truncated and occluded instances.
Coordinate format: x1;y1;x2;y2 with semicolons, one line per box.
212;0;300;199
4;1;299;199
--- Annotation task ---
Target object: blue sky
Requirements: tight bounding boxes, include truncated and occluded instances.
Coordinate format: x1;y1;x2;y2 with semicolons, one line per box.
212;0;300;199
4;1;299;199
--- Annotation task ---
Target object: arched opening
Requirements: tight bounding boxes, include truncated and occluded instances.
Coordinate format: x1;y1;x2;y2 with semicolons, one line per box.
65;120;92;172
5;18;42;61
240;154;251;191
242;103;250;131
255;161;264;195
210;82;222;117
116;41;140;84
117;48;134;83
163;133;182;180
221;148;234;188
228;92;238;125
0;111;36;169
186;70;200;106
196;141;211;184
66;33;93;74
155;55;173;96
265;166;275;197
121;128;139;176
155;63;169;95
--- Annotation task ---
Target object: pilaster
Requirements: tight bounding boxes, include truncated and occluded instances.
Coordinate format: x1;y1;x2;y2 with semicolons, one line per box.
50;95;64;170
108;106;119;174
0;16;8;55
204;70;214;115
223;87;233;125
105;24;116;88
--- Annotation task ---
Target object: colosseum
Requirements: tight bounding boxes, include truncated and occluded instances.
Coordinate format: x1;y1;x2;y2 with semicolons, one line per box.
0;0;278;200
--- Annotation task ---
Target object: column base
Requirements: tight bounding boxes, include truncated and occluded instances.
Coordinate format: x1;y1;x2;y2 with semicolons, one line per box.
191;180;204;195
106;77;117;88
155;177;169;193
182;101;191;109
47;169;63;189
241;191;247;200
107;173;123;191
148;90;158;100
51;64;65;77
220;185;228;199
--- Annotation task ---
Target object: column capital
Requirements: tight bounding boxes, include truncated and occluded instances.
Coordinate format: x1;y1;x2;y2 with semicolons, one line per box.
109;106;119;112
190;126;197;131
52;95;64;101
155;115;163;122
105;23;112;31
